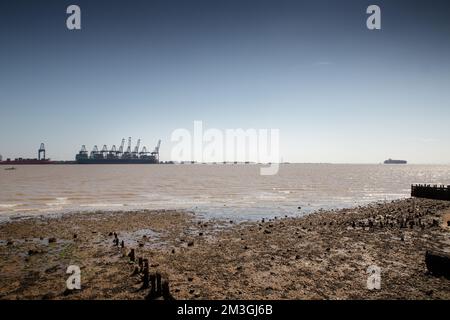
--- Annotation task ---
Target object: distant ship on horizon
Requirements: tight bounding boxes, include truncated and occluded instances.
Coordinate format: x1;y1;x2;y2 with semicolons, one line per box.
384;158;407;164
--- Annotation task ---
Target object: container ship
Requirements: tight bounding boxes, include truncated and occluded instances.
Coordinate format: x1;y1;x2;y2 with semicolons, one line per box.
384;158;407;164
75;138;160;164
0;143;53;165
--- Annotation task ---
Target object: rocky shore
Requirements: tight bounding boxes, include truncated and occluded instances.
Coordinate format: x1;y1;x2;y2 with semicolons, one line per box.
0;198;449;300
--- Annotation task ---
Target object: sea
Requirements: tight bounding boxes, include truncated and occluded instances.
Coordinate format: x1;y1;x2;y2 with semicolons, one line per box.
1;164;449;222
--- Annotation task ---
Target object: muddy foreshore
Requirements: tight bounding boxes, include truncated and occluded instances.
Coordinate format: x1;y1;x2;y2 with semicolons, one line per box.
0;198;449;300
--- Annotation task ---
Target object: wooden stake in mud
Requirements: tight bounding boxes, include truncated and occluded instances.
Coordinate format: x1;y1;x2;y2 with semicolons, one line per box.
128;248;135;262
156;272;162;297
145;273;175;300
162;279;175;300
148;273;156;297
120;240;124;248
138;257;143;272
140;259;149;289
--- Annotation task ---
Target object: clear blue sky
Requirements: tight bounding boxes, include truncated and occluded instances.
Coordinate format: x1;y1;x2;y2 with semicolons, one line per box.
1;0;449;163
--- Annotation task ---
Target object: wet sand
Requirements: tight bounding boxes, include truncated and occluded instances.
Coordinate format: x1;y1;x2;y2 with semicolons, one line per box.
0;198;449;300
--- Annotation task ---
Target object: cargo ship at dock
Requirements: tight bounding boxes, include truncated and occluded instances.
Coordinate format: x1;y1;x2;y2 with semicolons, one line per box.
75;138;160;164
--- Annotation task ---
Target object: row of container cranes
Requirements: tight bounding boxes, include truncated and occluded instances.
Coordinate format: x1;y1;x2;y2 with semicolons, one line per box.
76;138;161;164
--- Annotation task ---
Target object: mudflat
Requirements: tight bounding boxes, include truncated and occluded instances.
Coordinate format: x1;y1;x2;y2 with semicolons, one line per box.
0;198;449;299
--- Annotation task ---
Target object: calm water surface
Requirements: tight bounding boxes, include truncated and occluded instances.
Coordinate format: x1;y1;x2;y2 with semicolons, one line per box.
1;164;449;221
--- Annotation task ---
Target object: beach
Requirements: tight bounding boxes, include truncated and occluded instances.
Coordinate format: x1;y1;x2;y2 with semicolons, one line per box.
0;198;449;300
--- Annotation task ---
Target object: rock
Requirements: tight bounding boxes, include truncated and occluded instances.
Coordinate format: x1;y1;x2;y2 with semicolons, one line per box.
48;238;57;244
6;240;13;246
236;266;243;271
297;206;301;210
171;249;175;254
41;292;55;300
425;250;450;279
45;265;59;274
187;241;194;247
63;288;76;296
199;232;203;236
188;277;193;282
108;232;113;236
73;234;77;239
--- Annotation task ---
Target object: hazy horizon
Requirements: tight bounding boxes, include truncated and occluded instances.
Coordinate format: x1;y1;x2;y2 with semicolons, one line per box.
1;0;450;164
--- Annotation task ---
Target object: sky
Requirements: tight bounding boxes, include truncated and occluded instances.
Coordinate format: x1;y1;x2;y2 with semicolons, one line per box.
0;0;449;163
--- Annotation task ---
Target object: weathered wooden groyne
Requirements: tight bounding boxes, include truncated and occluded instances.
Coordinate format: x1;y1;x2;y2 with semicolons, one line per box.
411;184;450;201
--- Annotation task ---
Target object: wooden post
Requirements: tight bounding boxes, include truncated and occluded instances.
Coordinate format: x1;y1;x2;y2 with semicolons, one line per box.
141;260;149;289
128;248;135;262
162;279;175;300
148;273;156;298
156;272;162;297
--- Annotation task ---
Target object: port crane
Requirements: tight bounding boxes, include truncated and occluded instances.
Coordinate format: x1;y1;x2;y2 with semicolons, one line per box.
38;143;46;160
132;139;141;158
151;139;161;162
108;145;117;159
118;139;125;155
79;145;88;156
90;145;99;158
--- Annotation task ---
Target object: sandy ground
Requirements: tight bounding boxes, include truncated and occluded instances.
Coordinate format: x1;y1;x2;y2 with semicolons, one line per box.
0;198;449;300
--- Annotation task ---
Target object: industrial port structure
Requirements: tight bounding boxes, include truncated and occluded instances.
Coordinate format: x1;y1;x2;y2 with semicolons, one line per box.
0;143;52;165
75;138;161;164
1;139;161;165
